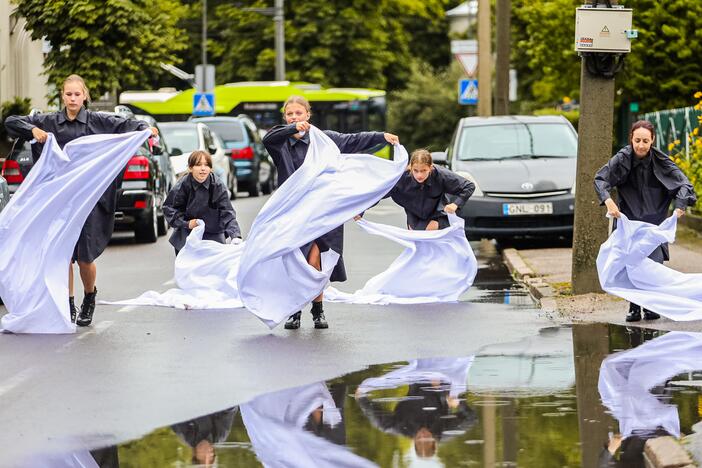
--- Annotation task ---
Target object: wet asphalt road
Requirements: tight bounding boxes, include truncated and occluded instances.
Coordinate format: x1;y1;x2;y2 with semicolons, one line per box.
0;195;548;465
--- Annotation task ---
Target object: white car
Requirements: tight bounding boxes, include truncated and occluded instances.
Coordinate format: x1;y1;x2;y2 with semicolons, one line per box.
159;122;237;198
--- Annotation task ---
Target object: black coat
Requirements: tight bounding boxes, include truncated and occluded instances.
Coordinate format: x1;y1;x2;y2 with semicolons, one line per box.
163;173;241;251
387;166;475;230
594;145;697;261
5;107;149;263
262;124;386;282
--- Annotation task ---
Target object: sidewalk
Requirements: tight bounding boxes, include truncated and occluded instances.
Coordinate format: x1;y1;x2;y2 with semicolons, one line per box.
502;225;702;328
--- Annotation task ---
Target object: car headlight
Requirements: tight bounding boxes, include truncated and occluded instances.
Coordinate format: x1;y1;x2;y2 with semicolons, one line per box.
456;171;483;197
570;182;576;195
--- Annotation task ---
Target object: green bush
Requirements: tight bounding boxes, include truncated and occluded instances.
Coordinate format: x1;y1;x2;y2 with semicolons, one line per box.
1;97;32;144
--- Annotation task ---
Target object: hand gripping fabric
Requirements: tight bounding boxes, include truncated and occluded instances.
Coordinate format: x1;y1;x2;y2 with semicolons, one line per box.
0;130;151;333
596;214;702;320
325;214;477;304
237;126;408;328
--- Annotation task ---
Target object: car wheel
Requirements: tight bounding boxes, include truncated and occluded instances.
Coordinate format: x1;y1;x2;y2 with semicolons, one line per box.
248;179;261;197
135;201;158;243
157;212;168;236
229;172;237;200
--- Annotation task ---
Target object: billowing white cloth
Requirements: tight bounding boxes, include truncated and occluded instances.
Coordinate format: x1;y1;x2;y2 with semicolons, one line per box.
104;221;245;309
598;331;702;438
0;130;151;334
325;214;477;304
16;451;99;468
237;127;408;328
240;382;376;468
596;214;702;320
356;357;474;398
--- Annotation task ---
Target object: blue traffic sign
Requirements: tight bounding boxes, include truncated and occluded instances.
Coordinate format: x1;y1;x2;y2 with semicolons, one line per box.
458;79;478;105
193;93;215;116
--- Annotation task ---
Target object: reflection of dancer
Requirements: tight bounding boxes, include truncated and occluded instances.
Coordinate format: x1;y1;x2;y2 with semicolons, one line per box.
171;407;238;466
4;74;158;326
355;358;476;459
240;381;376;467
377;149;474;230
262;95;399;330
598;331;702;465
594;120;697;322
163;150;241;256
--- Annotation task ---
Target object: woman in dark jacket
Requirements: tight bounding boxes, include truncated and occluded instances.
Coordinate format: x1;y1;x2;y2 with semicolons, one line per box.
594;120;697;322
262;95;399;330
4;74;158;327
383;149;474;230
163;150;241;254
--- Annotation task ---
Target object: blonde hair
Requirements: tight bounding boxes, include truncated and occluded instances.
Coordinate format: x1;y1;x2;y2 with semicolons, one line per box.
188;150;212;168
62;74;91;103
282;95;311;114
408;149;433;170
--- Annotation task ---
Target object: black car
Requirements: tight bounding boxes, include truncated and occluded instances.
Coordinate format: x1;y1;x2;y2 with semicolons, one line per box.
1;114;170;243
190;115;277;197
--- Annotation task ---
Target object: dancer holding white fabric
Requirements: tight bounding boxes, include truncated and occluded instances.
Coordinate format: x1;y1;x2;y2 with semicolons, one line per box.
262;95;400;330
4;74;158;327
163;150;241;255
363;149;474;230
594;120;697;322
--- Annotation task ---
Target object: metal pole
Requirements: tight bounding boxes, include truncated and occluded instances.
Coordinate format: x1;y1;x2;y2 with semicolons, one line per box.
477;0;492;116
495;0;511;115
274;0;285;81
202;0;207;92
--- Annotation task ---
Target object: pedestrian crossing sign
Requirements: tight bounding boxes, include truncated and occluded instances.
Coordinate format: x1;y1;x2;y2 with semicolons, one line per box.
458;79;478;105
193;93;215;116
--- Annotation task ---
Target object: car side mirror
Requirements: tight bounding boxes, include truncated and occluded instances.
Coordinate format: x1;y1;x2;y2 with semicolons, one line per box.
208;145;216;155
149;138;164;155
170;147;183;156
431;151;448;166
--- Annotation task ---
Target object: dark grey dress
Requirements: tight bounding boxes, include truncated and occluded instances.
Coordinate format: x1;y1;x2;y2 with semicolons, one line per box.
5;107;149;262
594;145;697;262
262;124;386;282
163;173;241;252
387;166;475;230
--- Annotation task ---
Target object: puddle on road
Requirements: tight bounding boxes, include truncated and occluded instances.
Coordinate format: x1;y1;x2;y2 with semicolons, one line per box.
21;324;702;467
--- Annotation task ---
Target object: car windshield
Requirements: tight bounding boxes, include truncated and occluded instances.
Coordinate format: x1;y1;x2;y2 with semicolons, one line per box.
160;125;199;153
199;121;245;148
457;123;578;161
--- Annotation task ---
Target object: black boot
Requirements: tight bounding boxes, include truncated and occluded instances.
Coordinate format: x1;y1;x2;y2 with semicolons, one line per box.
76;287;97;327
284;311;302;330
643;308;660;320
69;296;78;323
311;302;328;329
626;303;641;322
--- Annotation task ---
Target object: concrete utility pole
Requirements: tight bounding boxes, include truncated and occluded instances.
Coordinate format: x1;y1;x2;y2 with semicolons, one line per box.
477;0;492;116
274;0;286;81
571;0;630;294
494;0;511;115
202;0;208;92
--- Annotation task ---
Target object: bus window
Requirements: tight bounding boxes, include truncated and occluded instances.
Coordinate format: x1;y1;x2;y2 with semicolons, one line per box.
325;112;340;131
368;96;386;131
346;112;363;133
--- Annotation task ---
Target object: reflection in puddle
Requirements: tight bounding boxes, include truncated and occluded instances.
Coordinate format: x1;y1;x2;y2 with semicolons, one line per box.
15;324;702;467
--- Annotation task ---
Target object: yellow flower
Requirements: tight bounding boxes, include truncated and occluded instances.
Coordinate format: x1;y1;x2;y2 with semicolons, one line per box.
695;128;700;136
695;91;702;99
668;142;675;151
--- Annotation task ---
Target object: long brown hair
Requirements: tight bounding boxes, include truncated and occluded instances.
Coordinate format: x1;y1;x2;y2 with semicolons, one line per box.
629;120;655;144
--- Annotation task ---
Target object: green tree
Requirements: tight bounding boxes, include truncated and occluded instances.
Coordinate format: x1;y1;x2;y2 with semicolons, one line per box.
387;61;469;152
11;0;189;101
511;0;702;114
0;97;31;145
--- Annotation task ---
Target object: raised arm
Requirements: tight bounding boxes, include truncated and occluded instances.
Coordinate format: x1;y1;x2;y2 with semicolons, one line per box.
262;124;298;165
92;113;149;134
5;114;43;140
324;130;387;154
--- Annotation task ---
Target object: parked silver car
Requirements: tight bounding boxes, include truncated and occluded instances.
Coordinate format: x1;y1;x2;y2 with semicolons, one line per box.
436;115;577;240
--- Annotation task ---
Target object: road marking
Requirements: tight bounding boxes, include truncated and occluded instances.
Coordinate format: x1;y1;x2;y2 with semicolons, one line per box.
76;321;114;340
0;368;34;397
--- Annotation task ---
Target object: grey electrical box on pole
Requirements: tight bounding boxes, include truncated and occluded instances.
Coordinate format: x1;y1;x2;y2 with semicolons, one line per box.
195;65;215;93
274;0;285;81
571;1;634;295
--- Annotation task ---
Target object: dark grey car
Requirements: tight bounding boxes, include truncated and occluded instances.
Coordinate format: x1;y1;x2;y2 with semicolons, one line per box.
437;115;577;240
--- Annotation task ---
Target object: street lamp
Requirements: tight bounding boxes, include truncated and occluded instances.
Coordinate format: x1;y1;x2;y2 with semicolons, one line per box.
244;0;285;81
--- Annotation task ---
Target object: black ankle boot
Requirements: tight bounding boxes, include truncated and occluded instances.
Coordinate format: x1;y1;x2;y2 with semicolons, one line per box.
77;287;97;327
311;302;328;329
643;308;660;320
69;297;78;323
626;303;641;322
284;311;302;330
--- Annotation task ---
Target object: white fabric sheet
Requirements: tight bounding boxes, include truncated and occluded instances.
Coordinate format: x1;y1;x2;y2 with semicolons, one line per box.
356;357;474;398
596;214;702;320
325;214;477;304
0;130;151;334
598;331;702;438
240;382;377;468
237;127;408;328
104;220;246;310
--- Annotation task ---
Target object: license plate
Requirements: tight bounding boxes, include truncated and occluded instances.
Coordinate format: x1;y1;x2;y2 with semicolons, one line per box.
502;202;553;216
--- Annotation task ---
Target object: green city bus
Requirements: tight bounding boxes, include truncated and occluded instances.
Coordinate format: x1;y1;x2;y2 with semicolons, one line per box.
120;81;387;134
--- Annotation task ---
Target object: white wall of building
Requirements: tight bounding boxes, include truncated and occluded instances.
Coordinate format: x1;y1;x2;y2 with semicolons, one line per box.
0;0;49;109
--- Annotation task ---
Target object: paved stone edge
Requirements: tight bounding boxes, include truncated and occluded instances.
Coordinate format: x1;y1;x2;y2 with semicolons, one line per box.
502;248;556;311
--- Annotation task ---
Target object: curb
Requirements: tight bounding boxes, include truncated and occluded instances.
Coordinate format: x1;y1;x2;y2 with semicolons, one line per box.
645;436;696;468
502;248;557;311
